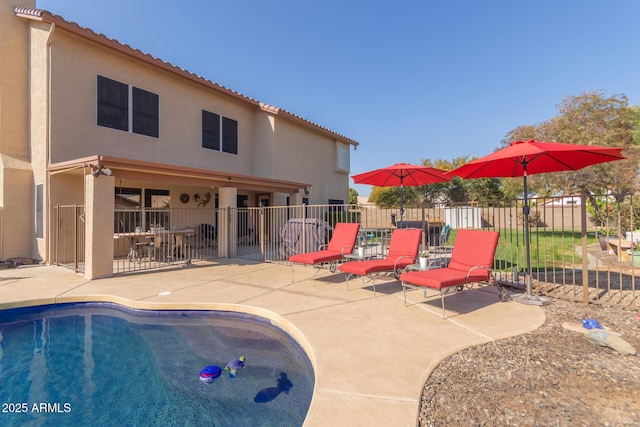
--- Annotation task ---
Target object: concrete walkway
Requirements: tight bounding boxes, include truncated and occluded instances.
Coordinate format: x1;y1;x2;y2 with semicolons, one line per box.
0;260;545;427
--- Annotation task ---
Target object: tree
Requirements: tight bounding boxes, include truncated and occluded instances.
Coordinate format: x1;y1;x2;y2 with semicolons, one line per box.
348;188;358;205
465;177;504;203
504;91;640;200
425;157;504;204
368;186;419;207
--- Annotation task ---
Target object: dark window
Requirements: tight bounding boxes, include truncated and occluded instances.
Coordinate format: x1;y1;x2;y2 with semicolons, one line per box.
97;75;128;131
145;189;170;229
202;110;238;154
132;87;159;138
222;116;238;154
97;75;159;138
237;195;249;207
144;189;170;208
286;197;309;205
202;110;220;150
115;187;142;209
328;199;344;214
115;187;142;233
114;187;170;232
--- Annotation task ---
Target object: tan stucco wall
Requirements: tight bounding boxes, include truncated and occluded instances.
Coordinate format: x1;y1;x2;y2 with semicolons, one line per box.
85;174;114;278
29;21;51;185
0;0;37;260
49;30;257;172
30;20;54;260
252;113;277;179
46;28;350;203
0;167;33;259
0;0;33;158
273;119;350;204
50;173;84;206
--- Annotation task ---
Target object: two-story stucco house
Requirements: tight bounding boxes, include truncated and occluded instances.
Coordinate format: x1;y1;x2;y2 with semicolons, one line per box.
0;0;358;278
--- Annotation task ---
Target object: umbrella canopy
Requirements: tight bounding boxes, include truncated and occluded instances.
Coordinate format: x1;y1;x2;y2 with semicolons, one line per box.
352;163;450;187
351;163;449;220
448;139;625;179
448;139;625;296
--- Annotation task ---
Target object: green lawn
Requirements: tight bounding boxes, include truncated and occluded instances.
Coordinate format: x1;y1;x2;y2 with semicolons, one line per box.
450;229;597;272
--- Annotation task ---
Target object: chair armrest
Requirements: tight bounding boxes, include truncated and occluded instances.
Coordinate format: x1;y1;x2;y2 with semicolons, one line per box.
393;255;416;270
465;265;494;283
340;245;352;255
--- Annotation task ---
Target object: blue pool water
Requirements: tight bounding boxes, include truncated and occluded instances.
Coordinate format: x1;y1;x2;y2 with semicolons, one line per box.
0;303;314;426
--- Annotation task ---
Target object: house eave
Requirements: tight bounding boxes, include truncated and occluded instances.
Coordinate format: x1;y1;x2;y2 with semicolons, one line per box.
48;155;311;194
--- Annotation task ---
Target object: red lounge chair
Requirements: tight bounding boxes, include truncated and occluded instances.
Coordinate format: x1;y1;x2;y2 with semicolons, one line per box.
339;228;422;296
399;229;506;318
289;223;360;281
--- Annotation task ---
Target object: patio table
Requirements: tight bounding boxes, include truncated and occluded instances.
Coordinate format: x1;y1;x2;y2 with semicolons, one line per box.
114;231;154;262
344;252;378;262
114;229;195;262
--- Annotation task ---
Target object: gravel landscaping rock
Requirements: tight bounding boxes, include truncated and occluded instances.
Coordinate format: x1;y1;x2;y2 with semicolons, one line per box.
419;297;640;426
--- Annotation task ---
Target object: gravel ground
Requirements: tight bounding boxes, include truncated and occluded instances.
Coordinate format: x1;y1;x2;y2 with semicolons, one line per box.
419;297;640;426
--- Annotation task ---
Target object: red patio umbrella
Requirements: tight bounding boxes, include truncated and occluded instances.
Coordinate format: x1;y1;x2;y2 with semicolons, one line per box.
448;139;625;297
351;163;450;221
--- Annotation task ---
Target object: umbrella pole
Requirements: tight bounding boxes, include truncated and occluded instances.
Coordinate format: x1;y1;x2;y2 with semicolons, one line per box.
523;171;532;296
512;171;550;306
400;183;404;223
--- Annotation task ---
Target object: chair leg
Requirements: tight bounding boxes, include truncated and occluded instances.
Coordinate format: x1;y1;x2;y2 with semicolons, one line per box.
441;294;446;319
498;285;509;302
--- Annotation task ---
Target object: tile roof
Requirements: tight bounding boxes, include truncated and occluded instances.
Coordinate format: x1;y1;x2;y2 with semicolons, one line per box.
14;7;359;147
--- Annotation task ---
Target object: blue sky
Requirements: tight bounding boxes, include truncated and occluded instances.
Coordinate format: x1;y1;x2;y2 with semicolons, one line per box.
37;0;640;196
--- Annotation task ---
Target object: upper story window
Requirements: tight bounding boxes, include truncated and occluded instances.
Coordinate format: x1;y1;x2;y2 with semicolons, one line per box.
202;110;238;154
336;145;349;173
97;75;159;138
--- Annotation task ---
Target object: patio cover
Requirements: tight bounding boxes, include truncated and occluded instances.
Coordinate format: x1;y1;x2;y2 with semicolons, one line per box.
48;155;310;193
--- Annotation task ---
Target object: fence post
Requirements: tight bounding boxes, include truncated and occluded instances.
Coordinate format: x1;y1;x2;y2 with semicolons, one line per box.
226;207;231;258
302;203;307;253
74;204;79;272
580;191;589;304
259;204;265;261
54;204;59;267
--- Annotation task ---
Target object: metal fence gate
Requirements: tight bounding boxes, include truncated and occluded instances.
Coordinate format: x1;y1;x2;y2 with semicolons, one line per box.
53;204;85;273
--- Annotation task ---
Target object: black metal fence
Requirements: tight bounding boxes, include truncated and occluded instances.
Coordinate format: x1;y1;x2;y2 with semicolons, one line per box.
52;195;639;308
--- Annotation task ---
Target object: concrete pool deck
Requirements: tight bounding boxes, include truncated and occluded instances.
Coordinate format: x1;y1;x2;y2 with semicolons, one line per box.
0;260;545;427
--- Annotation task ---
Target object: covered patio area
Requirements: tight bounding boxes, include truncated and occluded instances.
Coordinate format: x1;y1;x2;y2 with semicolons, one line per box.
47;155;310;278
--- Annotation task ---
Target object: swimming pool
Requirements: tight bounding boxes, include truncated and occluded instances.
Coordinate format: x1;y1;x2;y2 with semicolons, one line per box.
0;303;314;426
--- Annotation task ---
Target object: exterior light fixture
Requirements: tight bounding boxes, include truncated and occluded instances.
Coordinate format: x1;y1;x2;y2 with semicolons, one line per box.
90;165;112;177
